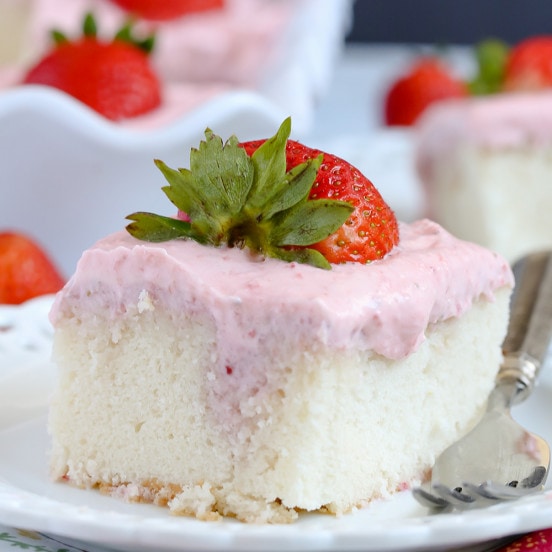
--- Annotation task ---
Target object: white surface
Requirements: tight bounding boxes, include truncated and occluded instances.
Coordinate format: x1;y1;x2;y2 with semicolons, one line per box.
1;297;552;552
0;294;55;368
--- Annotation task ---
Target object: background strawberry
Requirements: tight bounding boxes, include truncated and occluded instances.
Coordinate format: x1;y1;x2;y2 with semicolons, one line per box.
107;0;224;21
504;36;552;91
384;58;468;126
240;139;399;264
0;232;65;305
22;14;161;121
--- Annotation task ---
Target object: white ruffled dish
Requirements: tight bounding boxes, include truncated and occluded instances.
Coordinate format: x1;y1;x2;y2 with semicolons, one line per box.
1;297;552;552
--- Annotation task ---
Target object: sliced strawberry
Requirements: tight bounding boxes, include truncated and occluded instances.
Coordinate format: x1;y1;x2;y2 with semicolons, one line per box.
22;14;161;121
108;0;224;21
384;58;468;126
504;36;552;90
0;232;65;305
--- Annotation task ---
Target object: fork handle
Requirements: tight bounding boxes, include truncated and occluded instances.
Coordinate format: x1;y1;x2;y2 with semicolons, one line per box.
499;251;552;402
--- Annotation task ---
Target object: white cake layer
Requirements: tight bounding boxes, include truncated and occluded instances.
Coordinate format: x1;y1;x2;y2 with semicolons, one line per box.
49;287;511;523
421;143;552;263
416;93;552;263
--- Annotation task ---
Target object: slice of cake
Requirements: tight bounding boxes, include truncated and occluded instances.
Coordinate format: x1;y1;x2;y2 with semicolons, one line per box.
415;92;552;263
48;119;514;523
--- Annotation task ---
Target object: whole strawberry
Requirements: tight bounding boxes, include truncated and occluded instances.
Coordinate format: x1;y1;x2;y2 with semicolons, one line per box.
126;118;399;268
108;0;224;21
384;58;467;126
22;14;161;121
240;139;399;263
495;528;552;552
504;36;552;91
0;232;65;305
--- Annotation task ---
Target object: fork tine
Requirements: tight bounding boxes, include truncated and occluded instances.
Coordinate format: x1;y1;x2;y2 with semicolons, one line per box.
454;465;548;504
461;482;502;502
480;482;534;500
411;487;450;509
520;465;547;489
469;465;549;501
431;483;477;508
413;465;547;510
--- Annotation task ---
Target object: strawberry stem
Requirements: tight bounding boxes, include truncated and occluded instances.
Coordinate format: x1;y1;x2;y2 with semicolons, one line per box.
48;12;155;54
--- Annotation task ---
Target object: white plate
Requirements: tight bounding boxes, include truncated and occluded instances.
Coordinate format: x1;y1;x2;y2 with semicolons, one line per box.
1;298;552;552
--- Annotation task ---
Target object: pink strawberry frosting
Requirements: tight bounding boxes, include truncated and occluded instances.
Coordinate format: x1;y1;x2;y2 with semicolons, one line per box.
50;218;513;365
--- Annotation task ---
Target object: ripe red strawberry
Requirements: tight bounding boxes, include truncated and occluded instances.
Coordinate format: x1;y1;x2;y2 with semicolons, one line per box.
127;118;399;269
0;232;65;305
384;58;468;126
504;36;552;91
22;14;161;121
239;139;399;264
108;0;224;21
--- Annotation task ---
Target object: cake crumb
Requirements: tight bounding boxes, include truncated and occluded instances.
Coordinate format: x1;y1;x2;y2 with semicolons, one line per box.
169;482;221;521
137;290;155;313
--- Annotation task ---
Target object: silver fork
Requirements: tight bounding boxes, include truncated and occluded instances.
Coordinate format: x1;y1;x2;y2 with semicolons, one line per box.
413;251;552;511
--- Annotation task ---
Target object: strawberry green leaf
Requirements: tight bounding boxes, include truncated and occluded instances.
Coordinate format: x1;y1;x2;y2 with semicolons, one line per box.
50;29;68;45
270;200;354;246
126;212;198;242
155;160;220;234
191;131;254;217
272;247;332;270
82;12;98;38
469;39;509;95
262;156;322;220
50;12;156;54
246;117;290;211
115;22;156;53
115;22;133;43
